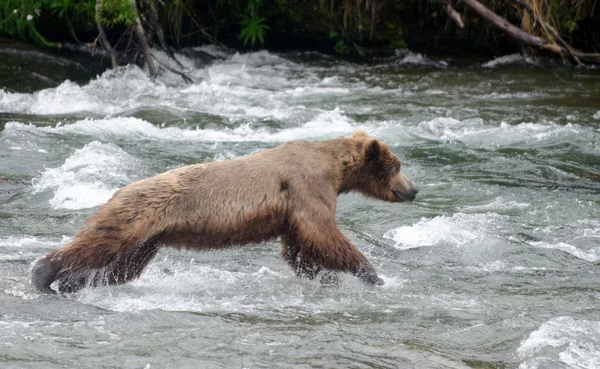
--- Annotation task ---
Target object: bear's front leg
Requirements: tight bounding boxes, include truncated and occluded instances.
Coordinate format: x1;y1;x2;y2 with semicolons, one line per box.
281;234;340;286
287;208;384;286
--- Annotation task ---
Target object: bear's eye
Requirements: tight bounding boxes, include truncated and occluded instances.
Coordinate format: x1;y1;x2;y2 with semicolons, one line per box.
395;164;401;173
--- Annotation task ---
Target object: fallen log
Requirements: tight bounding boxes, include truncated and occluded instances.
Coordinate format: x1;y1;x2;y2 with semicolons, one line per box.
459;0;600;65
510;0;582;66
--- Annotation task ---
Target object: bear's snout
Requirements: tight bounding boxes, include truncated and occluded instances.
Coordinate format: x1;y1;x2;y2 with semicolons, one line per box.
392;186;419;202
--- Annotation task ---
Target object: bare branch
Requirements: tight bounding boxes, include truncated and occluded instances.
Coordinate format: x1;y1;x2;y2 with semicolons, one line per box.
441;0;464;28
149;51;194;83
145;0;185;69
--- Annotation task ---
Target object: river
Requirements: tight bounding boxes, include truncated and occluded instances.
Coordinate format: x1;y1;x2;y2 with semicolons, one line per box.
1;42;600;369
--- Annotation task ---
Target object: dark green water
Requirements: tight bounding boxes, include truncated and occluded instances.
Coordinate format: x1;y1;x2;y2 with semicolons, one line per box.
1;41;600;369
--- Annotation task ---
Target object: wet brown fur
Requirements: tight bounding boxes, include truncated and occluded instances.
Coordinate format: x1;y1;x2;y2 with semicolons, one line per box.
32;131;418;293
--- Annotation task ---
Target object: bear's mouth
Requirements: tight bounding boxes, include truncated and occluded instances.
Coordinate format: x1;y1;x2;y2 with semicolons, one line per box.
392;189;417;202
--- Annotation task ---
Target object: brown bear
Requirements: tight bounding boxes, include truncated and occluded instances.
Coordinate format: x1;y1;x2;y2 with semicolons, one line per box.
31;131;418;294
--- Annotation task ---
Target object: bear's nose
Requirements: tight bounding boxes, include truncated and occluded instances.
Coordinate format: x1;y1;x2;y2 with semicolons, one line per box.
413;187;419;195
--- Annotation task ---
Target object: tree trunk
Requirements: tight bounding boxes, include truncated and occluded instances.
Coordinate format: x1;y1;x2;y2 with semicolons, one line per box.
145;0;184;68
95;0;118;68
128;0;157;76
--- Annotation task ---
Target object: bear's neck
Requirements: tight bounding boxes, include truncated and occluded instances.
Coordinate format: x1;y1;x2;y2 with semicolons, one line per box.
317;138;364;195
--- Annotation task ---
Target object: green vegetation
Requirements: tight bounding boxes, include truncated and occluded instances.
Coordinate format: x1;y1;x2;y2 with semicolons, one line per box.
0;0;598;63
100;0;136;26
0;0;53;46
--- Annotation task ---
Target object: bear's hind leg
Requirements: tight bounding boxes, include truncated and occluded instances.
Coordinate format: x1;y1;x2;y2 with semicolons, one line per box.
58;237;161;293
31;252;62;294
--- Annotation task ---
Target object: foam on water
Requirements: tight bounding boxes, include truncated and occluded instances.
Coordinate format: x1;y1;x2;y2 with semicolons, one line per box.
393;49;448;68
0;50;301;118
412;117;584;147
384;212;504;250
73;257;394;315
0;47;374;134
0;47;441;127
462;198;531;214
0;236;61;249
517;317;600;369
0;66;160;115
31;141;136;209
528;241;600;263
482;53;538;68
75;263;285;313
0;236;65;262
6;107;358;142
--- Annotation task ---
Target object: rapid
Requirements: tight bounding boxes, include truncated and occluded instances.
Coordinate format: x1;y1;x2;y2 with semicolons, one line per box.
1;44;599;368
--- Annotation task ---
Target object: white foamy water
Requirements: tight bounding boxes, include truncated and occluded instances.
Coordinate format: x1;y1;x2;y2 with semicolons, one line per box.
384;212;504;250
0;236;59;249
74;257;399;315
31;141;135;209
412;117;582;146
517;317;600;369
0;236;63;262
483;53;538;68
393;49;448;68
6;107;359;143
462;197;530;213
0;48;358;125
528;241;600;263
0;66;162;115
76;263;290;313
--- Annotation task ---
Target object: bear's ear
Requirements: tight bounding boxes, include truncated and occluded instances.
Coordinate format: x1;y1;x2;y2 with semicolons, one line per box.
365;139;381;163
352;130;369;139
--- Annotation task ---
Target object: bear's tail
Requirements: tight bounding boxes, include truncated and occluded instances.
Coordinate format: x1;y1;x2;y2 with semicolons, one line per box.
31;252;62;294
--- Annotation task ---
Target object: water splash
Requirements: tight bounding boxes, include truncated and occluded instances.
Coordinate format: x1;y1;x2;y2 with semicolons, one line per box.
482;54;538;68
6;107;359;143
527;241;600;263
517;317;600;369
31;141;136;209
412;117;583;147
384;212;504;250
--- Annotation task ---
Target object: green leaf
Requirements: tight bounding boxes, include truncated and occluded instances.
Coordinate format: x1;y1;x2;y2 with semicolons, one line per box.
238;14;269;47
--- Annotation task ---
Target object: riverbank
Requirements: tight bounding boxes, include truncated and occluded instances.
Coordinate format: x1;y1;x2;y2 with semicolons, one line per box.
1;0;599;69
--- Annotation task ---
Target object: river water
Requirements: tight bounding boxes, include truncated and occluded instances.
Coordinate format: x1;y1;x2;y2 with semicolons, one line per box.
1;43;599;368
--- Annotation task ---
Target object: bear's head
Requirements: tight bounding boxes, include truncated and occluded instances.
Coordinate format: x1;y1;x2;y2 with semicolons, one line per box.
351;130;419;203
